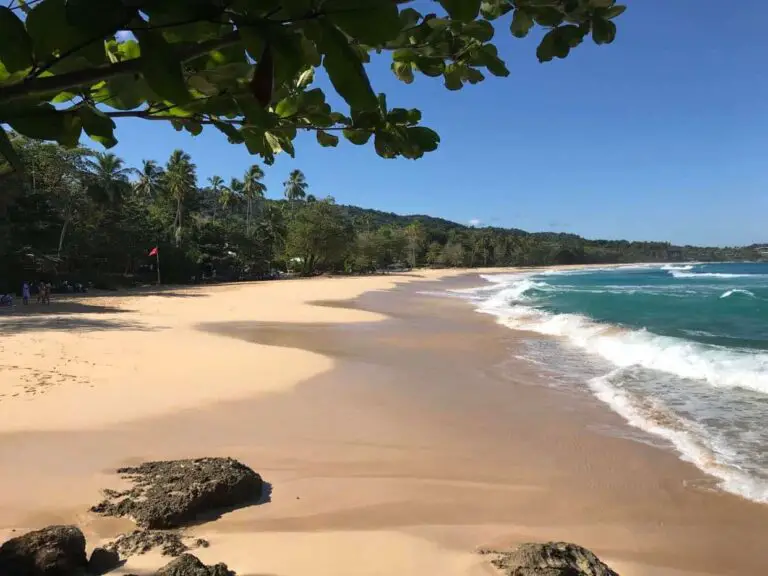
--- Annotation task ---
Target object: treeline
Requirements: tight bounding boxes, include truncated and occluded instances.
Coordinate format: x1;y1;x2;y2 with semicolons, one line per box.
0;138;761;292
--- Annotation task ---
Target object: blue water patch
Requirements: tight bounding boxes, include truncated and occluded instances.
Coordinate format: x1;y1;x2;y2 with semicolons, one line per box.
452;263;768;504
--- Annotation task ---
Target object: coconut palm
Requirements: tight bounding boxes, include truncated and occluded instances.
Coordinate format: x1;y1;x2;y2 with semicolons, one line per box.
283;169;307;214
163;150;197;245
242;164;266;235
84;152;132;205
207;175;225;220
133;159;164;199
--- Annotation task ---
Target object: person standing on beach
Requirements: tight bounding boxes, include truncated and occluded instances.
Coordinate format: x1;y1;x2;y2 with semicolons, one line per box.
21;281;30;305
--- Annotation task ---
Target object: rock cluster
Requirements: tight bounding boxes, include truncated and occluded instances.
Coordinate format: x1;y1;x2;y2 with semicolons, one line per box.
0;458;621;576
487;542;619;576
91;457;263;529
0;457;263;575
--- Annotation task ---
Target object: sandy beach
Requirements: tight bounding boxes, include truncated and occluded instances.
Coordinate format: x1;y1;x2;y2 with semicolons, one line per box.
2;268;768;576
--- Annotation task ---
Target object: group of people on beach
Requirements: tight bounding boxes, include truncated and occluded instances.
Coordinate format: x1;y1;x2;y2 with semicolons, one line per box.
20;281;51;306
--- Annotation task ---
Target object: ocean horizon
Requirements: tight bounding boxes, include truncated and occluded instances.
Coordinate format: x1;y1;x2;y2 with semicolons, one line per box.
453;262;768;504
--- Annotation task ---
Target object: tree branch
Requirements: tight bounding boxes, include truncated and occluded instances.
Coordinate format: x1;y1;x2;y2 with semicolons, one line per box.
0;31;241;105
103;109;373;133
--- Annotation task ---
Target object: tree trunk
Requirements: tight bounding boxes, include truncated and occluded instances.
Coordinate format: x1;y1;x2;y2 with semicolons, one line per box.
247;197;251;235
57;217;70;258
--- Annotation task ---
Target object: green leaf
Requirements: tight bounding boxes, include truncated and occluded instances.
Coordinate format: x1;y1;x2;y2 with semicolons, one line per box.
374;132;397;158
96;75;148;110
589;0;615;7
399;8;421;29
392;61;414;84
414;57;445;77
407;126;440;152
0;125;23;174
117;39;140;60
213;120;245;144
439;0;481;22
65;0;134;36
343;129;372;145
7;104;63;140
510;9;534;38
235;95;275;129
464;67;484;84
592;18;617;44
474;45;509;77
134;30;191;104
537;27;569;62
326;0;402;45
52;91;77;104
183;120;203;136
275;95;299;118
316;130;339;147
26;0;80;60
443;64;463;91
296;67;314;88
57;112;83;148
463;20;494;42
0;7;33;72
319;22;377;110
481;0;513;20
602;5;626;19
531;7;564;27
78;105;117;148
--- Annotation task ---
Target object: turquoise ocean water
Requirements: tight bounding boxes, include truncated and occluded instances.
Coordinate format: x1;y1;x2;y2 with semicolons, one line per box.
455;263;768;503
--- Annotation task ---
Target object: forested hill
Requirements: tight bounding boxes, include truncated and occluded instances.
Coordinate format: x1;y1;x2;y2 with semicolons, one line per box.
0;137;762;292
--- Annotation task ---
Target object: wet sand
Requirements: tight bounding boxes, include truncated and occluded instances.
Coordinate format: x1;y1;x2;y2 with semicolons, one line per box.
1;273;768;575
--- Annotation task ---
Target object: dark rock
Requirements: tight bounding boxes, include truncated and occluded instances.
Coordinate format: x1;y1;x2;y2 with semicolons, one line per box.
0;525;87;576
154;553;235;576
91;457;263;529
488;542;618;576
87;547;121;575
105;530;189;558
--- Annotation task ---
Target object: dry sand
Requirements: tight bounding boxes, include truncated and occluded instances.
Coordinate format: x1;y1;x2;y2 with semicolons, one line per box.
0;271;460;432
1;266;766;576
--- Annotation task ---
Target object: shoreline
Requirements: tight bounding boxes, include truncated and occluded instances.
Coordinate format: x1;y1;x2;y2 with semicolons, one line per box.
1;268;767;575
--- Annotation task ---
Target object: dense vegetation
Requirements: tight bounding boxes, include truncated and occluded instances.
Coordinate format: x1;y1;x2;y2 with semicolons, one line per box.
1;137;761;293
0;0;626;171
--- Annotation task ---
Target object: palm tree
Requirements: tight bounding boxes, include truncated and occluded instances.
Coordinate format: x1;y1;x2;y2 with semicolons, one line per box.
283;169;307;215
84;152;132;205
133;159;163;199
207;175;225;220
163;149;197;246
242;164;266;235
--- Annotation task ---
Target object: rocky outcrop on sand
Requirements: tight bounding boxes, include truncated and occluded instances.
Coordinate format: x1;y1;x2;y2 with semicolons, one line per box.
154;553;234;576
87;547;121;575
486;542;619;576
104;530;207;559
0;524;87;576
91;457;263;529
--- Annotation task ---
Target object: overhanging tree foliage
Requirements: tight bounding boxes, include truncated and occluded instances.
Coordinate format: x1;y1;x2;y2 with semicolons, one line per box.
0;0;626;175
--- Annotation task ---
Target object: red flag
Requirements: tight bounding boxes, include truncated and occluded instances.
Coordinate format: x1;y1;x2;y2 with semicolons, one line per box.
148;247;158;257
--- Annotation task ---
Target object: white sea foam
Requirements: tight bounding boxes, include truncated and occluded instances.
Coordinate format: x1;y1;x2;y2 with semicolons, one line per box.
670;270;761;279
459;271;768;504
661;264;695;271
720;289;756;299
474;278;768;396
589;371;768;503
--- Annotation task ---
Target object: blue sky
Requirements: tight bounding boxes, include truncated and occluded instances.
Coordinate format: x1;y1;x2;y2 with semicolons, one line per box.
105;1;768;247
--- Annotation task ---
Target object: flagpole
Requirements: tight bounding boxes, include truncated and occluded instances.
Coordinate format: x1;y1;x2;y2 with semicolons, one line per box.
156;249;161;285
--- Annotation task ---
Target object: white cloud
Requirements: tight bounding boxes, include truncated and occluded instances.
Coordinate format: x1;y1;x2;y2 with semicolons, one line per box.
115;30;134;42
468;218;481;227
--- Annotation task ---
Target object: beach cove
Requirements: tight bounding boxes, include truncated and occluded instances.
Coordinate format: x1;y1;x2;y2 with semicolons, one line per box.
1;270;767;576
